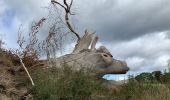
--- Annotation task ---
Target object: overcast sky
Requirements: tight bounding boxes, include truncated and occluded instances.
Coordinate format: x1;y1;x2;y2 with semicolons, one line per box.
0;0;170;80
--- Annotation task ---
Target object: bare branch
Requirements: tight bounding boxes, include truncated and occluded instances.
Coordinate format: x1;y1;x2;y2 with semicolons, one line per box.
69;0;73;11
51;0;80;41
16;54;35;86
64;0;69;10
65;13;80;40
51;0;67;10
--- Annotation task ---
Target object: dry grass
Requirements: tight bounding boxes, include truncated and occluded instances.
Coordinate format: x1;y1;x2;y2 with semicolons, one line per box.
116;80;170;100
0;49;35;100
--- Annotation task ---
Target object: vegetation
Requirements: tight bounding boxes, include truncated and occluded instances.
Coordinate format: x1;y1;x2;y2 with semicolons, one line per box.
1;47;170;100
29;65;170;100
134;70;170;84
31;66;116;100
1;0;170;99
115;69;170;100
116;80;170;100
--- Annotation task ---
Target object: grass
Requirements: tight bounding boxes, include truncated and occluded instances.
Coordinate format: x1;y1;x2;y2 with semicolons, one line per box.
30;65;115;100
116;80;170;100
27;63;170;100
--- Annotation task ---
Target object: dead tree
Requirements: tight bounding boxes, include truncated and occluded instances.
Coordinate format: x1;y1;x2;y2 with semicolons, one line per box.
51;0;98;53
50;0;129;77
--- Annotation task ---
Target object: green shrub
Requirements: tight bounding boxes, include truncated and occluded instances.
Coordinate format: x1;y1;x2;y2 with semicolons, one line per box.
31;65;114;100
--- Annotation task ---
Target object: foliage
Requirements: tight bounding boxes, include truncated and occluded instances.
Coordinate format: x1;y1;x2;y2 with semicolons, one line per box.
115;69;170;100
134;69;170;84
160;72;170;84
31;65;115;100
152;71;162;82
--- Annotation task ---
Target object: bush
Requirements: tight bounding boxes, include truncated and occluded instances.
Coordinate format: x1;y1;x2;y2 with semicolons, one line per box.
31;65;114;100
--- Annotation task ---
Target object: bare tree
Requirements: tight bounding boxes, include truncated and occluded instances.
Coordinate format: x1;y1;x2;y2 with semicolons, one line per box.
51;0;80;41
51;0;98;54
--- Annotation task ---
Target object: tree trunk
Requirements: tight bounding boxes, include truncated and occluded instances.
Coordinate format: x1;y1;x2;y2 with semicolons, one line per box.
72;30;94;54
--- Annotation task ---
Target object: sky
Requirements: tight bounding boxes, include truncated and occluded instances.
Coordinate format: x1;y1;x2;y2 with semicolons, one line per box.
0;0;170;80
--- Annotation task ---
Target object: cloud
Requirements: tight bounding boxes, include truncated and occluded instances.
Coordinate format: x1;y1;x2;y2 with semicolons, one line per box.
0;0;51;48
3;0;50;22
105;32;170;73
126;57;145;71
76;0;170;41
0;0;7;28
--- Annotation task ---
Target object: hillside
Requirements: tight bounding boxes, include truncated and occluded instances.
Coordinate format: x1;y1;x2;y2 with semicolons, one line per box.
0;49;34;99
0;49;118;100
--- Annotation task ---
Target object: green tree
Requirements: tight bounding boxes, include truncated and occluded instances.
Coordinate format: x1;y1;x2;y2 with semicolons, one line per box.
135;72;153;83
152;71;162;82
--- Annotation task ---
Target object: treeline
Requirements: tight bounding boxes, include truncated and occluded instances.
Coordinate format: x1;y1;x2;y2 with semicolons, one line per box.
129;69;170;84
